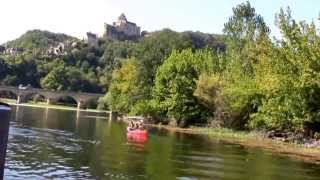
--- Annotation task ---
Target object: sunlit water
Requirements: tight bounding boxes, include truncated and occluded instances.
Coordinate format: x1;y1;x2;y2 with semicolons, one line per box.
4;106;320;179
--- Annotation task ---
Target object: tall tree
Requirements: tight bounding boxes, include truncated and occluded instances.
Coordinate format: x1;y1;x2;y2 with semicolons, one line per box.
152;49;214;126
223;1;270;75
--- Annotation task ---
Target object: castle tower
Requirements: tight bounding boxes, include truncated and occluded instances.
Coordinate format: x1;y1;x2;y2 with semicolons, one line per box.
86;32;98;46
118;13;127;22
104;13;141;40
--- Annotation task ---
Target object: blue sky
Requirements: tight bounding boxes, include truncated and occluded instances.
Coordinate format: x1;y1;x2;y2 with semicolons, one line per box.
0;0;319;43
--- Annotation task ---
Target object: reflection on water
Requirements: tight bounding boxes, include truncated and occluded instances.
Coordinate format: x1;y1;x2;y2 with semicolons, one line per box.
4;106;320;179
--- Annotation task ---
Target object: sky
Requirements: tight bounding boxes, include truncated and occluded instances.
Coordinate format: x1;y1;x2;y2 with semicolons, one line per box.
0;0;319;44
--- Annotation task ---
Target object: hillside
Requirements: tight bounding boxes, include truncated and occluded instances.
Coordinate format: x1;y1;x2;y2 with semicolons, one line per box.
5;30;78;50
0;28;226;94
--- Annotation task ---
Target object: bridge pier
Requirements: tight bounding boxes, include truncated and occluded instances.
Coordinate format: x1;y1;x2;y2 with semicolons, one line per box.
16;95;28;104
46;98;51;105
77;101;83;109
16;95;24;104
16;95;21;104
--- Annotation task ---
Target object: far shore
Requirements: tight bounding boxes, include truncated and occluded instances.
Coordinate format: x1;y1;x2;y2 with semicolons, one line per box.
1;99;108;113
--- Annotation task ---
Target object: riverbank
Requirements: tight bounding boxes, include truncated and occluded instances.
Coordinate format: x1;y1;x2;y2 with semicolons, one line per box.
1;99;108;113
141;122;320;164
193;127;320;162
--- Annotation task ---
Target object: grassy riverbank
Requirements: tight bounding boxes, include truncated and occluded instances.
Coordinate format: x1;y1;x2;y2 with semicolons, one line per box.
191;127;254;139
0;98;107;113
144;123;320;164
192;128;320;163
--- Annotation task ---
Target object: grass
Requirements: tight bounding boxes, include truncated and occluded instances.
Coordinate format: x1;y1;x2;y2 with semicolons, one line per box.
0;98;17;103
190;127;255;140
27;101;77;109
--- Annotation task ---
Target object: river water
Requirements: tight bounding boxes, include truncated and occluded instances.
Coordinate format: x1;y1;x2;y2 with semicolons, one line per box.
4;106;320;179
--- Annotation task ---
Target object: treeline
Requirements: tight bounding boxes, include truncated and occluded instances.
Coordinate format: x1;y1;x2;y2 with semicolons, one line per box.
104;2;320;137
0;29;224;93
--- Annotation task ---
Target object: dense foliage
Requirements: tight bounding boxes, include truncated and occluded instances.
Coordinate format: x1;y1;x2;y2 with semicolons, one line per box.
0;29;224;94
103;58;146;113
103;1;320;136
2;2;320;136
192;3;320;136
6;30;76;50
151;49;215;126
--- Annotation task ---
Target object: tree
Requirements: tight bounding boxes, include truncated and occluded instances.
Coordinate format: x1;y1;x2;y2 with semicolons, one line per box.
40;63;68;90
97;40;135;91
0;58;9;80
223;1;269;49
250;8;320;133
223;1;270;75
134;29;194;84
192;2;271;129
152;49;215;126
103;58;146;113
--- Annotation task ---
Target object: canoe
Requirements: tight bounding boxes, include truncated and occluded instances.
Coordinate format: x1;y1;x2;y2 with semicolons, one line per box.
127;127;148;136
127;127;148;142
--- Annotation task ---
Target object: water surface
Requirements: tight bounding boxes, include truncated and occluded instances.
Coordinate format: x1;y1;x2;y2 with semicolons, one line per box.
4;106;320;179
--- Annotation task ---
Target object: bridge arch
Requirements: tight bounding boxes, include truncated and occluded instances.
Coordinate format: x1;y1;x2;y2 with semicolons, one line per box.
0;90;18;101
53;95;79;107
23;93;47;103
0;85;105;109
83;97;99;109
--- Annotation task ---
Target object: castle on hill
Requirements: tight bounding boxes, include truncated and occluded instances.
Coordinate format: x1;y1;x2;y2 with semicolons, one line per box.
85;13;142;45
104;13;141;40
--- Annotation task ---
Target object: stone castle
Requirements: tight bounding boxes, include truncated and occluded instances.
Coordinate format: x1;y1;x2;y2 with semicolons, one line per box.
86;32;99;46
0;13;142;56
104;13;141;40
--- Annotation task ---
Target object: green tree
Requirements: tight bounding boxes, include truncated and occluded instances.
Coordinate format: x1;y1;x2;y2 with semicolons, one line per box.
134;29;194;85
40;63;68;90
250;8;320;132
0;58;9;80
223;1;269;50
152;49;215;126
193;2;271;129
103;58;146;113
223;1;270;75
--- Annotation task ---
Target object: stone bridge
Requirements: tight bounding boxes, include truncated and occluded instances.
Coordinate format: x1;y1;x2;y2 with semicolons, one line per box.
0;86;105;109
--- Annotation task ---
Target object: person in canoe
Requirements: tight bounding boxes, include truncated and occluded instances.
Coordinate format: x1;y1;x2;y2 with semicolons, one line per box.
128;119;145;130
128;120;136;130
137;120;145;130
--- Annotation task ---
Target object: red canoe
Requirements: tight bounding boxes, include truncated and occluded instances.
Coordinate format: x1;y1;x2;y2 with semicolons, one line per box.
127;127;148;136
126;127;148;142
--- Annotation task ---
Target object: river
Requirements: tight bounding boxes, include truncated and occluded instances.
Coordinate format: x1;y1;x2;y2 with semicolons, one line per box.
4;106;320;179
